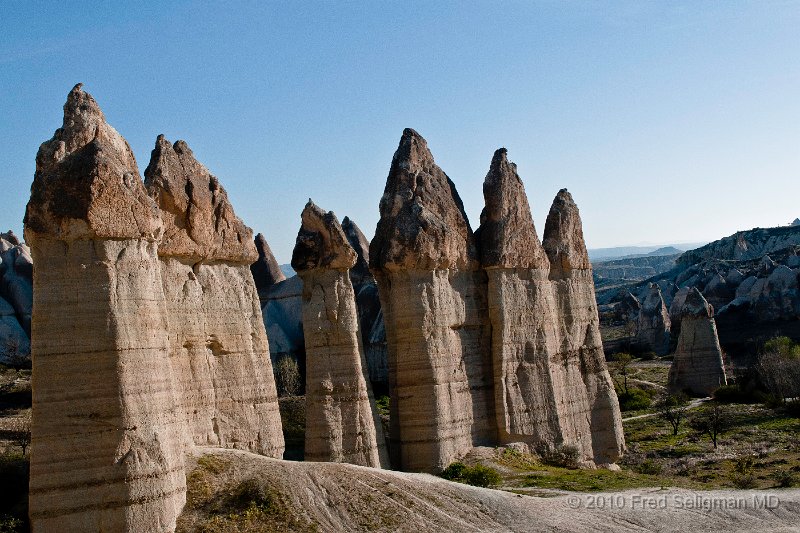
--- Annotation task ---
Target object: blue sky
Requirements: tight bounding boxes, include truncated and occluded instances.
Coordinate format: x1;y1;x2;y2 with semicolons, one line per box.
2;1;798;262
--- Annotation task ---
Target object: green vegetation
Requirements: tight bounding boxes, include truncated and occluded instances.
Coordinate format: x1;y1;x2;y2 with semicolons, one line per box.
440;462;502;488
375;395;390;417
617;388;655;411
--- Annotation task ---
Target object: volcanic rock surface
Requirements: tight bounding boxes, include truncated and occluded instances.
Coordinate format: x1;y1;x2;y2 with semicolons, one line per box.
370;129;495;472
292;201;387;467
668;288;728;396
251;232;286;305
636;283;672;355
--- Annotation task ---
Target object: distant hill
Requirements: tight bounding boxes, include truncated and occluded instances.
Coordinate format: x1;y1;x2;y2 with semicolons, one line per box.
280;264;296;278
588;243;704;261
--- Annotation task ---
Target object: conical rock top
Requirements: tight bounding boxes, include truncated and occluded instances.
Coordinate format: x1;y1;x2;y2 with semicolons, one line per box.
144;135;257;263
292;200;357;272
681;287;714;318
252;232;286;288
477;148;548;269
542;189;591;277
25;84;161;240
342;216;372;284
370;129;476;272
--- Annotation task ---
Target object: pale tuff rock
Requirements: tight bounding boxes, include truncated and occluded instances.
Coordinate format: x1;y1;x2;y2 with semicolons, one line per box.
636;283;671;355
542;189;625;465
292;201;388;467
371;129;494;472
668;288;728;396
478;149;585;455
144;135;257;263
145;136;284;458
342;216;372;287
251;232;286;305
25;86;185;532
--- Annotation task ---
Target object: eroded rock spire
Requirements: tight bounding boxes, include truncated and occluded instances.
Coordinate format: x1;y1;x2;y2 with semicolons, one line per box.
292;201;388;468
542;189;592;278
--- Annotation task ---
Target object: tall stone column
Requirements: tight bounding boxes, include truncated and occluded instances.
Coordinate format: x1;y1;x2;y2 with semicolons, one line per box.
542;189;625;465
476;149;574;450
637;283;672;355
24;85;185;532
370;129;494;473
667;288;727;396
292;201;387;467
144;135;284;458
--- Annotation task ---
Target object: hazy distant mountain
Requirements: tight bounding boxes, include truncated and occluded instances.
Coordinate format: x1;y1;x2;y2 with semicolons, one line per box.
280;264;296;278
588;243;705;261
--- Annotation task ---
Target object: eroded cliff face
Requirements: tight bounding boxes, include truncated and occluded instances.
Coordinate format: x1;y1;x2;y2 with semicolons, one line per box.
668;288;727;396
251;232;286;305
292;202;387;467
370;129;494;472
24;85;186;532
144;135;284;458
478;151;624;466
543;189;626;466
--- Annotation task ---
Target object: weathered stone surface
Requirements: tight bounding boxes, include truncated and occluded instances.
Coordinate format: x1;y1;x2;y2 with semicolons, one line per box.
616;291;641;327
25;84;162;242
262;275;304;367
293;202;387;467
25;86;184;532
542;189;625;465
144;135;257;263
636;283;671;355
342;216;387;391
251;233;286;305
668;288;727;396
145;136;284;458
0;235;33;336
371;129;494;472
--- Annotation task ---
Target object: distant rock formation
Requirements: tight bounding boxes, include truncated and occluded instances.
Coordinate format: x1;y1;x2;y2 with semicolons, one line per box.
636;283;672;355
262;275;305;368
292;201;388;467
24;85;186;532
542;189;625;465
0;232;31;364
251;232;286;305
477;148;623;465
342;216;387;391
616;291;641;327
370;129;495;472
144;135;284;457
668;288;727;396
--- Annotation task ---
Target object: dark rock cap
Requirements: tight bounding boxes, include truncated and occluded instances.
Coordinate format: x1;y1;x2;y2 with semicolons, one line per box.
370;128;476;272
542;189;591;277
476;148;548;269
292;200;356;272
342;216;372;284
251;232;286;294
144;135;257;263
25;84;162;241
681;287;714;318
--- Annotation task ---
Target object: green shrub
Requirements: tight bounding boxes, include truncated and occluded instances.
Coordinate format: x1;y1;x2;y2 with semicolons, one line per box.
772;469;796;488
617;388;653;411
439;462;501;488
730;473;758;489
375;395;390;416
540;444;581;469
635;459;663;475
0;516;22;533
713;385;759;404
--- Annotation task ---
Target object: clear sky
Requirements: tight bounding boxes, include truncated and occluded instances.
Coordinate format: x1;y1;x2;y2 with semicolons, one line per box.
2;1;798;262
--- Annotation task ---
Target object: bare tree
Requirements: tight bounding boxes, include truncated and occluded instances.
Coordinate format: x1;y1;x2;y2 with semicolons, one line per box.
756;337;800;404
690;403;729;448
611;353;634;395
10;416;31;455
275;356;301;397
657;393;690;436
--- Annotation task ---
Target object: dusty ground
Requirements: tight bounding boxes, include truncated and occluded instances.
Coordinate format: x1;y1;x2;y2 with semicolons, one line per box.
178;447;800;533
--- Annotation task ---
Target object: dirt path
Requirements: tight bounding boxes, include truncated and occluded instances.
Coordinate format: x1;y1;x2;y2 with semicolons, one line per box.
622;397;708;422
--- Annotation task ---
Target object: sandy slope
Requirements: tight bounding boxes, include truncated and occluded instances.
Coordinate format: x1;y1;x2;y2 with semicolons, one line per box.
180;448;800;532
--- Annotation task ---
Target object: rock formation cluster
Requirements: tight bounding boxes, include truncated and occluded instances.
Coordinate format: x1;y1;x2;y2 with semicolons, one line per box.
370;131;624;471
292;201;388;467
667;288;728;396
0;231;31;364
24;85;284;532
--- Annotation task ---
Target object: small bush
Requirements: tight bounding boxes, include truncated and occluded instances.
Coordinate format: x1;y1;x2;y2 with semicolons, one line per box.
635;459;663;476
617;388;653;411
375;395;390;416
439;462;501;488
713;385;759;404
274;356;301;397
730;473;758;489
772;469;796;488
541;444;581;469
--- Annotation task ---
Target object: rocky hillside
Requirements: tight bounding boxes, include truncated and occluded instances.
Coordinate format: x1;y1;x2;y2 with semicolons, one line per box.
600;224;800;358
0;231;31;365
